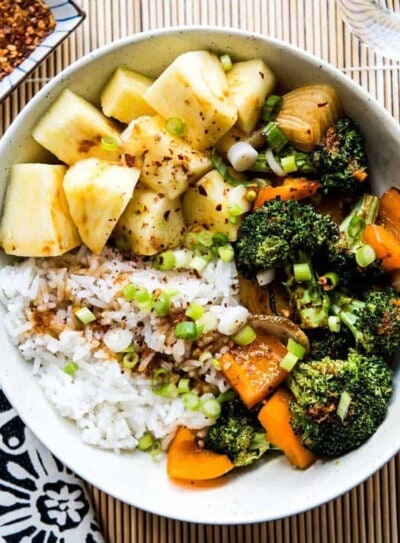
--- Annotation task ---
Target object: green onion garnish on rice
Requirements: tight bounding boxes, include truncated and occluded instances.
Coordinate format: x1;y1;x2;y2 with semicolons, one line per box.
151;368;170;394
64;361;79;375
178;378;191;395
122;351;139;369
153;291;171;317
122;283;136;301
74;306;96;325
218;244;234;263
137;433;153;451
211;358;222;371
185;302;204;321
182;392;201;411
174;321;203;340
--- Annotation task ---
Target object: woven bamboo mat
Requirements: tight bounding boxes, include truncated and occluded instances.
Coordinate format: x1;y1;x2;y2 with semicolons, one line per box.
1;1;400;542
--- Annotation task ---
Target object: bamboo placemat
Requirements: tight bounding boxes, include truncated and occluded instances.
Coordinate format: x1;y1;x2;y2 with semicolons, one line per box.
1;1;400;542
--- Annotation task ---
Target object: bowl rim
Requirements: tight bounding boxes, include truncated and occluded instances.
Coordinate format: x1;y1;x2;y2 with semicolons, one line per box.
1;24;400;524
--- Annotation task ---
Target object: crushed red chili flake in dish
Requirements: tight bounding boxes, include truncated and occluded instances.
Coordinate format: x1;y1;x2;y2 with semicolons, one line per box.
0;0;56;81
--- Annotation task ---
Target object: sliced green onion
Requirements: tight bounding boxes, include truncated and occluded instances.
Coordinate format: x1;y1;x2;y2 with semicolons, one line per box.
355;244;376;268
281;155;298;173
122;351;139;369
211;358;222;371
320;271;339;291
228;204;243;224
202;398;222;419
262;121;288;152
151;368;170;393
154;291;171;317
217;389;235;404
134;287;153;311
154;250;176;271
101;135;119;151
199;351;212;363
211;147;248;187
231;324;257;346
165;117;185;137
328;315;341;333
218;244;235;263
337;391;352;421
197;229;214;247
220;53;233;72
184;231;198;250
137;433;153;451
348;215;365;238
151;439;162;459
185;302;205;321
64;361;79;375
122;283;136;301
261;95;283;122
287;338;306;360
212;232;229;247
74;307;96;324
189;255;208;274
196;311;218;334
182;392;201;410
279;352;299;372
159;383;179;399
174;321;198;340
293;262;312;282
178;378;191;395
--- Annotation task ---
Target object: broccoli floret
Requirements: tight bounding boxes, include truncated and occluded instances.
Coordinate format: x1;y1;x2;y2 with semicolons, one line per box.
285;252;331;328
288;350;393;457
235;199;339;278
312;117;368;196
306;327;354;360
317;194;390;292
204;398;272;467
336;287;400;359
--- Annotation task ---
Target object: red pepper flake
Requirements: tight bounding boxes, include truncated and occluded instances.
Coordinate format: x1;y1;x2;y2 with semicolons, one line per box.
0;0;56;81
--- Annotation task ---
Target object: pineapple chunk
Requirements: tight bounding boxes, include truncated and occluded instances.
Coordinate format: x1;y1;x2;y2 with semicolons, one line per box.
33;90;122;165
227;59;276;134
122;115;212;198
182;170;251;242
63;158;140;254
101;67;156;124
114;184;185;256
0;164;80;257
144;51;237;150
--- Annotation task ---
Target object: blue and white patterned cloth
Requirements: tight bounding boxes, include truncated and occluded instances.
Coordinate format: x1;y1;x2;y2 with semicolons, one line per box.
0;388;104;543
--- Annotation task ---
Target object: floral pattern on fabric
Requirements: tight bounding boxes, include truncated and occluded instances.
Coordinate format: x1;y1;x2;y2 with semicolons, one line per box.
0;389;104;543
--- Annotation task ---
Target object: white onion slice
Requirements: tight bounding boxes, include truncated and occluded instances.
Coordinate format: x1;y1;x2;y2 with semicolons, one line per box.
256;269;276;286
265;148;285;177
227;142;258;172
103;328;133;353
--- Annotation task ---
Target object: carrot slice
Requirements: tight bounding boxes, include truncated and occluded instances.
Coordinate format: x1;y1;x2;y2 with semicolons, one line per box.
363;224;400;271
379;186;400;242
167;427;234;481
254;178;320;209
258;388;317;469
220;332;288;408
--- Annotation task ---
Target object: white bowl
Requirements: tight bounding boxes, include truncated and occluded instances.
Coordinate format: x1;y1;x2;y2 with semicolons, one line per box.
1;27;400;524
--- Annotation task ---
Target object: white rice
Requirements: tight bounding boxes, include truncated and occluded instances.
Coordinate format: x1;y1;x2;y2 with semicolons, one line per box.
0;247;242;452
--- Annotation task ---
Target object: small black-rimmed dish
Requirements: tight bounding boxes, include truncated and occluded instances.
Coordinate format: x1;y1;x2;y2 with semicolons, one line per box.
0;0;85;104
